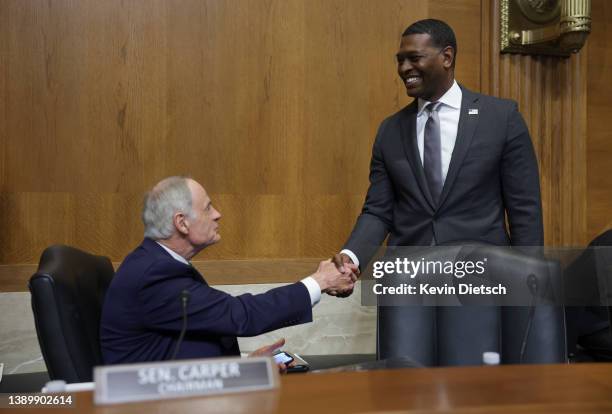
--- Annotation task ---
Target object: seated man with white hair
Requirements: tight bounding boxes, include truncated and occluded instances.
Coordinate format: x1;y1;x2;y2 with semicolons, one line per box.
101;176;356;365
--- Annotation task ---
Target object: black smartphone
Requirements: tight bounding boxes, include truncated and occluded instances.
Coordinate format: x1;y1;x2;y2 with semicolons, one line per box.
286;364;310;373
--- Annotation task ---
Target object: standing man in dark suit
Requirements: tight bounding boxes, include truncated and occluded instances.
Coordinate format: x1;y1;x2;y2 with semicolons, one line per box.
337;19;543;276
101;176;356;365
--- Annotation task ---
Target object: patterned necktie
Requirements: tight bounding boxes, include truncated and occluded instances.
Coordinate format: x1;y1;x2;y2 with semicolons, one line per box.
423;102;443;205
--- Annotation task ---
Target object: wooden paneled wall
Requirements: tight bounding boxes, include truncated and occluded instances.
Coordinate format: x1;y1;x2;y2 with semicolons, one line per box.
0;0;479;277
482;0;588;247
1;0;605;290
586;0;612;240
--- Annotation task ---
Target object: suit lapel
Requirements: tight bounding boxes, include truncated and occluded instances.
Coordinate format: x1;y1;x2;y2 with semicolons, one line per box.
399;101;436;211
437;87;480;209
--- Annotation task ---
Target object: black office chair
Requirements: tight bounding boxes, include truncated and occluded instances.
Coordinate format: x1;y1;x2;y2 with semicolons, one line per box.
565;230;612;361
29;245;114;383
377;246;567;366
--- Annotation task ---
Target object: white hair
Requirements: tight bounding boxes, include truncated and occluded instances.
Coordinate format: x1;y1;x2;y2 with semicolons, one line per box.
142;176;194;240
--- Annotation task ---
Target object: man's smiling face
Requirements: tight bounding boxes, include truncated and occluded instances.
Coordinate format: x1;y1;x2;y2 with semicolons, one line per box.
396;33;454;102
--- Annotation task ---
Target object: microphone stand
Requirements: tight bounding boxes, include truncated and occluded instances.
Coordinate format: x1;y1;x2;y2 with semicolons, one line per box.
170;289;190;360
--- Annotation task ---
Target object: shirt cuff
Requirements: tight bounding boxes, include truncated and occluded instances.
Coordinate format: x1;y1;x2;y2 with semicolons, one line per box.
340;249;360;268
300;276;322;307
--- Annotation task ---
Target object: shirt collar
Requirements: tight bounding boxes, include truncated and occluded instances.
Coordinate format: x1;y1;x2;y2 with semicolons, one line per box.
417;80;462;116
156;241;190;265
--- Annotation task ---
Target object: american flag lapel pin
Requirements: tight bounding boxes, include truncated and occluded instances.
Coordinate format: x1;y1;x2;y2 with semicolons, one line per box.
468;109;478;115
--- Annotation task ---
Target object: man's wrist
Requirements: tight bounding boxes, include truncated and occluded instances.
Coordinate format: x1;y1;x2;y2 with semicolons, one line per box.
340;249;359;268
300;276;322;306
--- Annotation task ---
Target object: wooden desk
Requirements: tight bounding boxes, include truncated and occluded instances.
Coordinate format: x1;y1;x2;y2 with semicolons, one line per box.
16;363;612;413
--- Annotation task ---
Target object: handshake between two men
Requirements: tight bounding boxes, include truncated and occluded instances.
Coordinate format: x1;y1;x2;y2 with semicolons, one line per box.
100;176;363;369
310;253;360;298
247;253;359;372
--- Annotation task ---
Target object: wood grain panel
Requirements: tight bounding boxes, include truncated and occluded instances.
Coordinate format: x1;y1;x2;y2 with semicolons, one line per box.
0;258;324;292
1;0;481;291
0;192;365;263
586;0;612;240
15;364;612;413
482;1;588;246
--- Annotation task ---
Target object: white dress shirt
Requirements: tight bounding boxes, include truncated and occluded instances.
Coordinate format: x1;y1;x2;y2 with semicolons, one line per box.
156;241;322;306
341;80;462;267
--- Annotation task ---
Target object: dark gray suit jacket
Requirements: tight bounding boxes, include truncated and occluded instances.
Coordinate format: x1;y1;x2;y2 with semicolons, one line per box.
344;86;543;268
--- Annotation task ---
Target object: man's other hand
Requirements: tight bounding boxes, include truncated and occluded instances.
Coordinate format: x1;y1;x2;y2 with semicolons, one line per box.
248;337;292;374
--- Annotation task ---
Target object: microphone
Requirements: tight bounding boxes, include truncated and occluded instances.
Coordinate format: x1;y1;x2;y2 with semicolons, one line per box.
170;289;191;360
519;274;538;363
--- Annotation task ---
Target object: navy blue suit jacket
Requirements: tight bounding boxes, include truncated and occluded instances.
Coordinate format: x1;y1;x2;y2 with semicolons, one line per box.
100;238;312;364
344;87;544;267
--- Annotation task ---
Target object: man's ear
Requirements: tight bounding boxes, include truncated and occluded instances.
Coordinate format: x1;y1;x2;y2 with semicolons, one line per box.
174;212;189;235
442;46;454;69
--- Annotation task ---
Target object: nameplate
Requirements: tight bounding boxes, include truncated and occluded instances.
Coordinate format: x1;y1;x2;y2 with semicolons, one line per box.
94;356;278;405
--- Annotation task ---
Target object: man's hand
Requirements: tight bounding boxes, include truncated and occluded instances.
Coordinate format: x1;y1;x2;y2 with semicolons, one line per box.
311;256;357;296
327;253;359;297
249;338;293;374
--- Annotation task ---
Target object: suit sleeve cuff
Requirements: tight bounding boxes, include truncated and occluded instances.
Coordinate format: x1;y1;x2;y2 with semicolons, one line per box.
340;249;360;268
300;277;322;307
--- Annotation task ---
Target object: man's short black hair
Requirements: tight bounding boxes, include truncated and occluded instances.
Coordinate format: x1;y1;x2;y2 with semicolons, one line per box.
402;19;457;67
